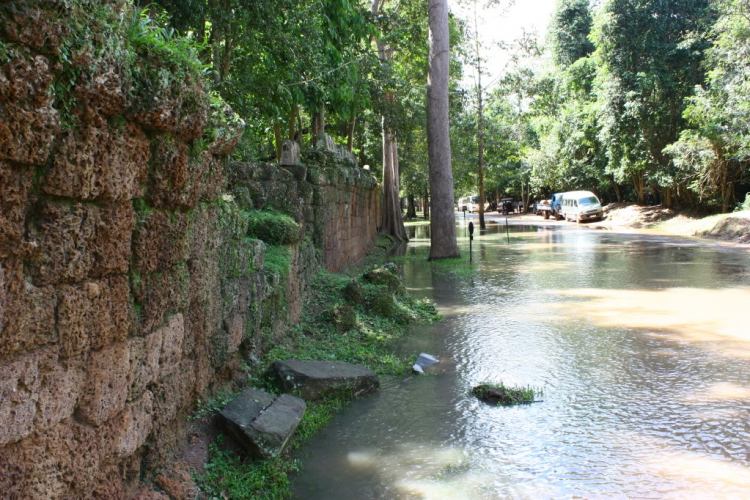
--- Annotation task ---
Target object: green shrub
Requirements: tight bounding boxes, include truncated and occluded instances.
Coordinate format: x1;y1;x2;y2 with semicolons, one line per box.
247;210;301;245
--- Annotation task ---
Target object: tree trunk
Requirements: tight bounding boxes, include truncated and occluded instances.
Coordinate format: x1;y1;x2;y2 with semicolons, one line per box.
611;178;622;202
663;186;672;209
473;0;486;230
347;116;356;152
632;172;645;204
311;106;325;140
424;188;430;219
427;0;459;260
380;124;408;241
273;123;283;162
288;105;298;140
372;0;407;242
406;195;417;219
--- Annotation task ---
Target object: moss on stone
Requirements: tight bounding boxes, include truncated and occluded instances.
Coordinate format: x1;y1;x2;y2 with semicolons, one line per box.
246;210;301;246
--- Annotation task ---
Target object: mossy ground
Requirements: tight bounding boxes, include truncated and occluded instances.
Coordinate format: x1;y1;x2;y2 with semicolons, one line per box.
195;263;439;499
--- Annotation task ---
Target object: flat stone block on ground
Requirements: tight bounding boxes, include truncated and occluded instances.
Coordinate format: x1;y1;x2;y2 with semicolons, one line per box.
219;388;305;459
264;359;380;400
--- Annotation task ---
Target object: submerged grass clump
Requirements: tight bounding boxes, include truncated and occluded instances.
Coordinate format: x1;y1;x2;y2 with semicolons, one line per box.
390;247;476;278
471;382;542;406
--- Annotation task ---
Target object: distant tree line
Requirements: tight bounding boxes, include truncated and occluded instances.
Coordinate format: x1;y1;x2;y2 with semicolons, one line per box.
451;0;750;213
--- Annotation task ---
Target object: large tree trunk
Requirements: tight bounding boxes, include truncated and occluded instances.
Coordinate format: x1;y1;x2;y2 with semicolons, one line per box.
406;194;417;219
611;178;622;202
632;172;646;204
273;123;282;162
427;0;459;260
347;116;356;152
380;124;408;241
473;1;486;230
372;0;407;242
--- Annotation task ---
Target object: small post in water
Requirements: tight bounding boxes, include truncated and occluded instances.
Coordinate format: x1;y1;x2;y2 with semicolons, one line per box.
468;221;474;262
506;217;510;244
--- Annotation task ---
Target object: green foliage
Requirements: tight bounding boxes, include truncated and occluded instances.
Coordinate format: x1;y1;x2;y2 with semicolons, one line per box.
548;0;595;67
264;268;438;376
247;210;301;246
263;245;292;278
126;7;207;75
738;194;750;213
196;437;297;500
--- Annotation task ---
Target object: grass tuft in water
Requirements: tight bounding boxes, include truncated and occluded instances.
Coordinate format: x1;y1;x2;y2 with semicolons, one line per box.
471;382;541;406
391;247;476;277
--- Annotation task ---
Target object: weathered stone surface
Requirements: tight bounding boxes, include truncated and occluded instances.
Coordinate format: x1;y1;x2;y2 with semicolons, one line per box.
77;342;130;426
154;461;201;500
132;209;189;274
0;350;43;445
280;139;300;166
0;7;380;492
412;363;424;375
342;280;365;304
203;102;245;156
56;276;130;358
1;417;123;500
316;133;337;153
29;201;135;285
0;163;33;258
159;314;185;376
35;358;83;432
0;259;57;357
127;332;162;401
114;390;154;458
151;359;195;430
41;122;149;201
336;144;357;166
0;54;59;165
364;266;402;293
330;303;357;332
264;359;380;400
368;290;396;317
219;388;305;459
132;267;189;335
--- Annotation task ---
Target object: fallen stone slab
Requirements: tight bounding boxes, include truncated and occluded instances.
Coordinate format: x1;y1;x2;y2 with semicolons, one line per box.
219;388;306;459
412;363;424;375
264;359;380;400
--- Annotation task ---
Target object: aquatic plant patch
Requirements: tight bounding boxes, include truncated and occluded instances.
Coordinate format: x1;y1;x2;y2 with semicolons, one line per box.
471;382;542;406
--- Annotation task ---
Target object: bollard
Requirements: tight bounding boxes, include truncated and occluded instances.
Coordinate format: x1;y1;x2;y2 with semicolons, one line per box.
469;221;474;262
506;217;510;244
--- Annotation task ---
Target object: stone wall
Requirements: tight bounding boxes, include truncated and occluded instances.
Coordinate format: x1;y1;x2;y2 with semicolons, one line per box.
0;2;380;498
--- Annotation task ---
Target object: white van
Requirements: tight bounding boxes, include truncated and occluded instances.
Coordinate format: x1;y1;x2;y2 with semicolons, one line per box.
560;191;603;223
458;195;480;213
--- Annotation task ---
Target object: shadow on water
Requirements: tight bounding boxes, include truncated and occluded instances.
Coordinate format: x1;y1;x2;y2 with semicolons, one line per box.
293;221;750;500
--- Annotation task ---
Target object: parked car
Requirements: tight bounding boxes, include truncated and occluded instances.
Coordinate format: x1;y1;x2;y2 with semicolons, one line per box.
560;190;603;223
536;193;565;220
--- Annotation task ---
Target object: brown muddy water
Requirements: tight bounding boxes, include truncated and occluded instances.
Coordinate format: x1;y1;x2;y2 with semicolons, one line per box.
292;221;750;500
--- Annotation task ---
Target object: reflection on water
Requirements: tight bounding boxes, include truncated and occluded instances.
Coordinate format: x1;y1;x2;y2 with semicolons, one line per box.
293;224;750;500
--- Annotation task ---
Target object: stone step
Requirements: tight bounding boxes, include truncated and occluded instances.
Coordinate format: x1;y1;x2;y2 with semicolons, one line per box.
219;388;306;459
264;359;380;400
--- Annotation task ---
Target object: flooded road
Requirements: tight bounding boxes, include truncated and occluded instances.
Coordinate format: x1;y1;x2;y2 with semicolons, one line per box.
292;222;750;499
